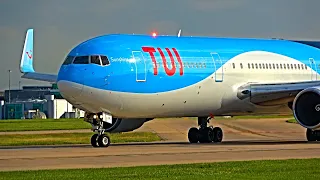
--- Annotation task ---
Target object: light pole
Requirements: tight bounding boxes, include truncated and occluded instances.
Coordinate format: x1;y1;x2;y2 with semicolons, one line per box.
8;70;11;104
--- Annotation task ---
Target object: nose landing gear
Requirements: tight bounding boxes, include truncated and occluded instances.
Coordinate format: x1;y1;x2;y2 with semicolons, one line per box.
85;112;112;148
91;133;110;147
188;116;223;143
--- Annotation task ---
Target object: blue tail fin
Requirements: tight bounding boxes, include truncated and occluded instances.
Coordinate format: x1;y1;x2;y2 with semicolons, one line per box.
20;29;35;73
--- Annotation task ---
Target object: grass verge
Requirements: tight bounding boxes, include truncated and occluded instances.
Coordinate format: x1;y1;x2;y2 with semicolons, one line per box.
286;119;297;123
0;118;90;132
0;115;294;132
158;115;294;121
214;115;294;120
0;132;162;146
0;159;319;180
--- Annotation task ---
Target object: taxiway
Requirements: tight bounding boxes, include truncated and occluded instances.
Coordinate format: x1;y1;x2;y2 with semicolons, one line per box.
0;118;319;172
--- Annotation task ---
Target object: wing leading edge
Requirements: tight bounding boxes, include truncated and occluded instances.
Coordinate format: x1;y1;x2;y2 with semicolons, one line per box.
20;29;57;83
237;81;320;106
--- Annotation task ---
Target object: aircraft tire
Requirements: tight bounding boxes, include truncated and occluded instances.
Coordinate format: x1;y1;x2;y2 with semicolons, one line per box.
306;129;318;141
188;127;199;143
198;127;214;143
306;129;316;141
97;134;111;147
213;127;223;143
91;134;99;147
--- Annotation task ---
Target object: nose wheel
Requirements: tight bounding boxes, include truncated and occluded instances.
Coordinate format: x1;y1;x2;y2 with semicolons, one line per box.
188;117;223;143
91;134;110;147
85;112;112;148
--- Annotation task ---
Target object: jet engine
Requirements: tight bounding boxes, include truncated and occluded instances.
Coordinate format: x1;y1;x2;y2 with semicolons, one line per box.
293;86;320;129
101;118;152;133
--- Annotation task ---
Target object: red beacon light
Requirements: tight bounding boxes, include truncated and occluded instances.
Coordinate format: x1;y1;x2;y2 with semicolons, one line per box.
152;32;157;37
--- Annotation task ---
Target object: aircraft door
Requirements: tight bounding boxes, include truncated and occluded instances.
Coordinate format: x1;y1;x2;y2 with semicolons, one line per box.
132;51;147;82
210;53;223;82
309;58;318;81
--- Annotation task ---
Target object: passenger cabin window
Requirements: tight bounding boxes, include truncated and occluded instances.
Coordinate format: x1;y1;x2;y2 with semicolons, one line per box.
73;56;89;64
91;56;101;65
62;56;74;65
100;56;110;66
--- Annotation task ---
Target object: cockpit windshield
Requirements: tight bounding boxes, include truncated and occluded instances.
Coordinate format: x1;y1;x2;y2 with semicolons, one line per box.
100;56;110;65
62;56;74;65
73;56;89;64
91;56;101;65
62;55;110;66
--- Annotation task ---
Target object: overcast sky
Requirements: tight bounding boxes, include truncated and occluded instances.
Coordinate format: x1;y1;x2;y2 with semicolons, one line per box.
0;0;320;90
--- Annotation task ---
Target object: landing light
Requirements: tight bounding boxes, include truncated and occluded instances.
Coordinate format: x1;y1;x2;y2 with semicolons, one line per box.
152;32;157;37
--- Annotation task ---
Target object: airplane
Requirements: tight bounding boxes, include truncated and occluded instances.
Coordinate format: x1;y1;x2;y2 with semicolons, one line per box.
20;28;320;147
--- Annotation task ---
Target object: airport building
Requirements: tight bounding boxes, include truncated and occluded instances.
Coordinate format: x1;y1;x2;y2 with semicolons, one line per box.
0;84;84;119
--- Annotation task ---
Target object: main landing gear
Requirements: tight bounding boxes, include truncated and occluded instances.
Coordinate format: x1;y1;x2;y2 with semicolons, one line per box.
85;112;111;148
188;117;223;143
306;129;320;141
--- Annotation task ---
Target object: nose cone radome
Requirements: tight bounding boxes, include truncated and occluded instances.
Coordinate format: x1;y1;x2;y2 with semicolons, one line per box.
57;66;84;99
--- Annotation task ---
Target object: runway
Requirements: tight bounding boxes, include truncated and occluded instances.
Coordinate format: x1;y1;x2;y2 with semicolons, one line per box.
1;118;319;172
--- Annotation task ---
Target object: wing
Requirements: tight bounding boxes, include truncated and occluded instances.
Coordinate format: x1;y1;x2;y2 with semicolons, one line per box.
20;29;58;83
237;80;320;106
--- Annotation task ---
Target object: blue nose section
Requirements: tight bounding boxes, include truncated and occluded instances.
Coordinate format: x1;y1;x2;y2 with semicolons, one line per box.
57;65;84;84
57;65;84;99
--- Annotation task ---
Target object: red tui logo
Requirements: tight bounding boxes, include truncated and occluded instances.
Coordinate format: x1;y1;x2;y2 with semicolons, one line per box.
26;50;32;59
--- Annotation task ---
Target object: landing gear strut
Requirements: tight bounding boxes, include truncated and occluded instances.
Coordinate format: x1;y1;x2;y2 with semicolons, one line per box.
188;117;223;143
85;112;111;148
306;129;320;141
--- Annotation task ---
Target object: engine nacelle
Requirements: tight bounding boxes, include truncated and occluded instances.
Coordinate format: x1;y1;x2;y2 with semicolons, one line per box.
293;86;320;129
103;118;152;133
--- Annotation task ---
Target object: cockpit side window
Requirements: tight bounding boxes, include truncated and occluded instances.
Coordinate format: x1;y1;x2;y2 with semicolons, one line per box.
100;56;110;66
73;56;89;64
90;56;101;65
62;56;74;65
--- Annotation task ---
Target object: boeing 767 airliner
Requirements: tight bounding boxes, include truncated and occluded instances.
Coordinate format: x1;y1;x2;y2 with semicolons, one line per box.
20;29;320;147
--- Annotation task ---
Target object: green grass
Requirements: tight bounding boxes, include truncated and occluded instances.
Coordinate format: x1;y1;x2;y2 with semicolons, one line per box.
0;158;319;180
286;119;298;123
159;115;294;121
0;132;162;146
214;115;294;120
0;118;90;132
0;115;295;132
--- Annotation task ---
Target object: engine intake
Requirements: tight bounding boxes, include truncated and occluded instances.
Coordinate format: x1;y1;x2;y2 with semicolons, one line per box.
293;87;320;129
